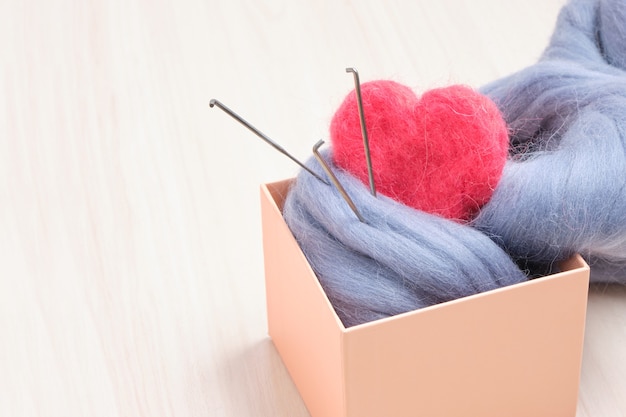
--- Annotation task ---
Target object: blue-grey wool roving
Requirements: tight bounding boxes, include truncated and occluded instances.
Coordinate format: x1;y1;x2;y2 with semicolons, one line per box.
283;151;527;327
474;0;626;282
284;0;626;327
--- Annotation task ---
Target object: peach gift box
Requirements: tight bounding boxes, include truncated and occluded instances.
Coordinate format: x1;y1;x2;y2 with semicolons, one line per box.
260;179;590;417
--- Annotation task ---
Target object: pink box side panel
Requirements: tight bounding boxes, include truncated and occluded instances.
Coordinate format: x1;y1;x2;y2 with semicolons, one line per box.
343;258;589;417
261;181;346;417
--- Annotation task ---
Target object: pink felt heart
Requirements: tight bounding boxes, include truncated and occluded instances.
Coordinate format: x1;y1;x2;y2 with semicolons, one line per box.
330;81;509;221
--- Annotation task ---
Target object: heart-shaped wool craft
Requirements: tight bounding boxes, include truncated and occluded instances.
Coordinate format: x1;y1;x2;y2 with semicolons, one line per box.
330;81;509;221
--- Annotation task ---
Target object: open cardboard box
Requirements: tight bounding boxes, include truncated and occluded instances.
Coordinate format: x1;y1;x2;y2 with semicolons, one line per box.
260;179;590;417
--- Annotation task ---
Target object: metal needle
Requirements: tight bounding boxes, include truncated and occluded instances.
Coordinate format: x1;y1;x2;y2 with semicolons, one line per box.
346;68;376;197
312;140;365;223
210;99;328;184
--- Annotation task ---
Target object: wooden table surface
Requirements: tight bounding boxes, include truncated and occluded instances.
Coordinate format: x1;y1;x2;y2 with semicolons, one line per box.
2;0;625;416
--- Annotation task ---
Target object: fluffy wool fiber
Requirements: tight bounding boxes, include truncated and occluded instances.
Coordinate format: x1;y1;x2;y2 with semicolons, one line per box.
283;151;527;327
330;82;509;221
283;0;626;327
473;0;626;282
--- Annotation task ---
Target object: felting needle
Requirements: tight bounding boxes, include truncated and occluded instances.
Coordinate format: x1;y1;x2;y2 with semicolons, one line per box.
210;99;328;185
312;140;365;223
346;67;376;197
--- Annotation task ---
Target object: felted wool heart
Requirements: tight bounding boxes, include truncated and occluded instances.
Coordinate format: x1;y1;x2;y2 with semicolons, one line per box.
330;81;509;221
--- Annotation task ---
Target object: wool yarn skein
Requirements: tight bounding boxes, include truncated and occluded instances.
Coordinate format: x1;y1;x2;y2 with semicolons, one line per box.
473;0;626;282
283;151;527;327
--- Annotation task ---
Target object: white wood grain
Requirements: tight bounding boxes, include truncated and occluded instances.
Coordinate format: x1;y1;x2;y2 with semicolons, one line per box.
1;1;624;416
